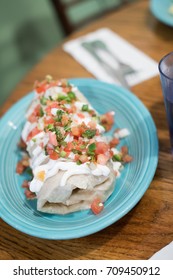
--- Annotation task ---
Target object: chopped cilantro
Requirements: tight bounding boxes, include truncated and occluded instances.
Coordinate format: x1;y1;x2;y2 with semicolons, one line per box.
72;149;82;155
112;154;122;162
57;94;66;101
55;146;60;153
80;144;86;150
47;124;55;131
55;110;64;122
55;127;64;141
68;91;76;100
82;104;89;111
60;141;67;147
60;151;67;158
88;143;96;152
40;96;47;105
82;129;96;139
40;107;44;117
44;145;48;155
64;121;72;132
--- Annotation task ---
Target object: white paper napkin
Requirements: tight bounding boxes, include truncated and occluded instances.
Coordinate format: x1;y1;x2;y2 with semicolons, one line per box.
150;241;173;260
63;28;158;87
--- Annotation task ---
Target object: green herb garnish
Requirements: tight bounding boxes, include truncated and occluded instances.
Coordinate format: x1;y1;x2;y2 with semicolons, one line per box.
112;154;122;162
55;110;64;122
46;124;55;131
67;91;76;100
60;151;67;158
88;143;96;152
40;107;44;117
82;104;89;111
82;129;96;139
55;127;64;141
40;96;47;105
72;149;82;155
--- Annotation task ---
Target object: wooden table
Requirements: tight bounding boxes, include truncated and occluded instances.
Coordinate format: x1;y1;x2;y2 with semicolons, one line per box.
1;0;173;260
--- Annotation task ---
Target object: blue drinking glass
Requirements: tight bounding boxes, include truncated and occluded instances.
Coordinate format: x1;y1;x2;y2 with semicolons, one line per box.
159;51;173;153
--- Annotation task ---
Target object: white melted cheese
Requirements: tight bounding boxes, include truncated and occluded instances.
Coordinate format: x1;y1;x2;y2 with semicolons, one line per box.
111;161;123;178
29;161;110;193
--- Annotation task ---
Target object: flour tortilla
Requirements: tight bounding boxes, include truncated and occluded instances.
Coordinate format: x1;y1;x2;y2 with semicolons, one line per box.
37;168;115;214
24;83;116;214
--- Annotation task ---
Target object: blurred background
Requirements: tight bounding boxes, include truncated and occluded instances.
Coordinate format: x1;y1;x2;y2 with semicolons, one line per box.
0;0;133;106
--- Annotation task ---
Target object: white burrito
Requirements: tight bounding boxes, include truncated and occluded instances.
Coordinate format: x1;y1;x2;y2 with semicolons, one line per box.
20;76;125;214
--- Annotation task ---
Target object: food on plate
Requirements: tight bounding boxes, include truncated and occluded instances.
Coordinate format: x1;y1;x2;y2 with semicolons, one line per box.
16;76;132;215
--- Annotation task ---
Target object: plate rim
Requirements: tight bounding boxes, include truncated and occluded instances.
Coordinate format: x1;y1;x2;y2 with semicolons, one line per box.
150;0;173;27
0;78;159;239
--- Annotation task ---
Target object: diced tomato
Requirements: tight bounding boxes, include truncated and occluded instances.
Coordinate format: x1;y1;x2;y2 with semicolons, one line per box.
16;161;25;174
71;126;82;137
95;142;109;155
49;151;59;160
26;127;41;142
28;113;38;123
35;81;47;94
77;112;85;119
28;104;41;122
22;180;29;189
61;114;69;126
100;111;115;131
49;102;59;109
44;117;54;125
109;137;120;148
34;104;42;116
67;105;76;114
64;142;73;153
48;131;58;146
122;154;133;163
97;154;109;165
24;189;36;199
74;154;80;162
91;198;104;215
18;138;27;149
121;145;128;155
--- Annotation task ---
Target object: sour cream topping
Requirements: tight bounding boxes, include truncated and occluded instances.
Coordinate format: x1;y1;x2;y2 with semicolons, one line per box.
29;161;110;193
114;128;130;139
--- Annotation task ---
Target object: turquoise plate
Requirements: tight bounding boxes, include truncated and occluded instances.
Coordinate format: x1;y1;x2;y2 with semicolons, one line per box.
150;0;173;27
0;79;158;239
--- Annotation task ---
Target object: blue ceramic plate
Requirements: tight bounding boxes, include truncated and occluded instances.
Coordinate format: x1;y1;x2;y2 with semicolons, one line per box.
150;0;173;27
0;79;158;239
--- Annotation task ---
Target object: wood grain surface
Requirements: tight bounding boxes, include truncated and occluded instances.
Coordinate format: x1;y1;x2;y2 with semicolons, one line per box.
1;0;173;260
